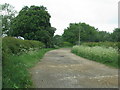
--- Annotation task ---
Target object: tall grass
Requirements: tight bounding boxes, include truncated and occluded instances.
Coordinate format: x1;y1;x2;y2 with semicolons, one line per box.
0;37;2;89
82;42;120;50
2;36;54;88
72;45;119;68
3;48;53;88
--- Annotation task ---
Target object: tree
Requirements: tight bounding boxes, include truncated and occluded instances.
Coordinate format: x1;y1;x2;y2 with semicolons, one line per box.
2;3;17;34
95;31;112;42
53;35;63;47
62;22;98;44
111;28;120;42
9;5;56;47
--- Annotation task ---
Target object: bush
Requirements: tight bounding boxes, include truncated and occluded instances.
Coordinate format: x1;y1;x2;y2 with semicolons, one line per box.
72;45;119;68
2;37;45;56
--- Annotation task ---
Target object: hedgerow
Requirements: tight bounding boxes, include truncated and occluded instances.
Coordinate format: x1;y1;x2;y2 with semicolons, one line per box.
2;37;45;55
2;37;48;88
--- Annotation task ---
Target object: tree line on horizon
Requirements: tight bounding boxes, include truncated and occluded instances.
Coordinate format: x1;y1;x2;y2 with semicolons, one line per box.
61;23;120;45
2;3;120;47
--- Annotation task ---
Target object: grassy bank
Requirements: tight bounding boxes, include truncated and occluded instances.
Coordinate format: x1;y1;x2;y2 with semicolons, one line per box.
3;48;53;88
72;45;119;68
2;37;54;88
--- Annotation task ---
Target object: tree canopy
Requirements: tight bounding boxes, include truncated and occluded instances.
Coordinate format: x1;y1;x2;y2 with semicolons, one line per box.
62;22;118;44
2;3;119;47
62;23;98;44
53;35;63;47
9;5;56;47
2;3;17;34
111;28;120;42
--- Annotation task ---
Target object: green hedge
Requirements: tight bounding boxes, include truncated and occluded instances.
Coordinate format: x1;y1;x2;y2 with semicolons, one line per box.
2;37;45;56
2;37;46;88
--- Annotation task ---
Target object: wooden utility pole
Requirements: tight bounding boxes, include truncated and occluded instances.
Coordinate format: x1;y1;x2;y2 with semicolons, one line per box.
78;26;80;45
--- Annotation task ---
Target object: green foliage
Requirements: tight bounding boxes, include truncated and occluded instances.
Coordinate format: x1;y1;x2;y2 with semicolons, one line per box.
53;35;63;47
62;22;119;44
2;36;53;88
95;31;112;42
3;55;32;88
3;48;53;88
0;37;1;89
72;45;119;68
53;35;73;48
62;23;99;44
2;3;17;34
62;42;73;47
82;42;119;48
111;28;120;42
9;5;56;47
2;37;45;56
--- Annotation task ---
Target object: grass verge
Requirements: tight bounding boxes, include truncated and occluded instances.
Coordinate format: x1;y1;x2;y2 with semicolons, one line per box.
3;48;54;88
71;45;119;68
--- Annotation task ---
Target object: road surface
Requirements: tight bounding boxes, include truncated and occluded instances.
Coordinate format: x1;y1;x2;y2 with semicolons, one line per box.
30;48;118;88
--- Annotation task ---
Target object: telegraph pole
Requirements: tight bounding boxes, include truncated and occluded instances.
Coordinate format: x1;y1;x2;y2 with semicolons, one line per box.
78;26;80;45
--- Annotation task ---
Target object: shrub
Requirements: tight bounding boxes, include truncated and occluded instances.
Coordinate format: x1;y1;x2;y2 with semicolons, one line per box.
2;37;45;56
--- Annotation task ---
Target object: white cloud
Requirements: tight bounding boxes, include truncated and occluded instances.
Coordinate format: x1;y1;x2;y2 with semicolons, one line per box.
1;0;119;35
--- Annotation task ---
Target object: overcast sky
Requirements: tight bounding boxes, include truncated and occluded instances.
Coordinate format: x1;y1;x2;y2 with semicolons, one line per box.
1;0;119;35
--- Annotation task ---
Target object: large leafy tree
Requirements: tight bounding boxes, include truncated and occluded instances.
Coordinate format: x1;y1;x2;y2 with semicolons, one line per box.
95;31;112;42
53;35;63;47
9;5;56;47
2;3;17;34
111;28;120;42
62;23;98;44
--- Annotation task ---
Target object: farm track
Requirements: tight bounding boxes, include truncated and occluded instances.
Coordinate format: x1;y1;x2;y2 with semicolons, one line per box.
30;48;118;88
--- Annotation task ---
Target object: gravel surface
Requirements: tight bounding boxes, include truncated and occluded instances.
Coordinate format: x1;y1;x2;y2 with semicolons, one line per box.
30;48;118;88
